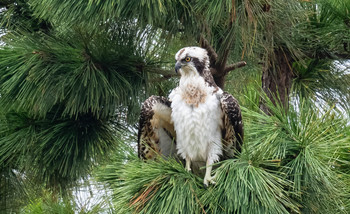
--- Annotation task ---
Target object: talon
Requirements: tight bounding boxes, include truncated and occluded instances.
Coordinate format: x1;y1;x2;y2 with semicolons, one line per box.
203;160;217;187
203;179;209;188
203;176;216;187
212;172;218;180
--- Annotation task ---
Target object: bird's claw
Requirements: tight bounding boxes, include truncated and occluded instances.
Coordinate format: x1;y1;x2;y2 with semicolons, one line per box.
203;176;216;188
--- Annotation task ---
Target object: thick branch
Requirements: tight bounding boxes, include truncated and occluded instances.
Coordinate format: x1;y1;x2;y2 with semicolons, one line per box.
219;47;231;68
224;61;247;73
333;52;350;59
199;36;247;89
200;36;218;64
304;49;350;60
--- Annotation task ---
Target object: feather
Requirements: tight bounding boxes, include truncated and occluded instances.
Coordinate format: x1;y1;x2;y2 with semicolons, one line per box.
138;96;176;160
220;92;244;160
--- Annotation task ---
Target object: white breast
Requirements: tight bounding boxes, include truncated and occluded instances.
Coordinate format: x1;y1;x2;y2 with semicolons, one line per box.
169;76;223;162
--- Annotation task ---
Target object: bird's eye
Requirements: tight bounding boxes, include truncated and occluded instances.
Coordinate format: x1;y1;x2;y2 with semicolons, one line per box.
185;57;191;62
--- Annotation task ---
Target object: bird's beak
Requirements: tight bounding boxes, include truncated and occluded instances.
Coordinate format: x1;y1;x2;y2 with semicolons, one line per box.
175;62;181;73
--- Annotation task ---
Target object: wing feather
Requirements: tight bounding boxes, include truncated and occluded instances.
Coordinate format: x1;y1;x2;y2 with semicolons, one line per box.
220;92;244;160
138;96;176;160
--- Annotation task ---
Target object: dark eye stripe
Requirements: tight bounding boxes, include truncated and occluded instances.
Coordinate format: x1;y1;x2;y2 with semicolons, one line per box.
192;57;205;75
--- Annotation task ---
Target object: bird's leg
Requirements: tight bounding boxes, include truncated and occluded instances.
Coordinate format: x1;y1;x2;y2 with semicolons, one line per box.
203;159;216;188
185;156;191;172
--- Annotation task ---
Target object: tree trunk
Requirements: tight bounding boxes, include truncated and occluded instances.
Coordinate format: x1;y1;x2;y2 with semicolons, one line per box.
260;47;294;114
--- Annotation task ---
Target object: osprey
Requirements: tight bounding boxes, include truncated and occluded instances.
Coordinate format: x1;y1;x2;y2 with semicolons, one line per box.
138;47;243;187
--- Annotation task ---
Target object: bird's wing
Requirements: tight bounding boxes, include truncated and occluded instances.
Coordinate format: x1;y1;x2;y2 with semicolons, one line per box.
220;92;244;159
138;95;176;160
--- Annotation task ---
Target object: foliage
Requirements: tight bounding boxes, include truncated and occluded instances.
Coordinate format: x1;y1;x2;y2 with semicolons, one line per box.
97;96;349;213
19;181;113;214
1;110;123;189
0;166;30;213
0;1;159;194
246;95;349;212
0;0;49;32
1;0;350;213
0;26;147;120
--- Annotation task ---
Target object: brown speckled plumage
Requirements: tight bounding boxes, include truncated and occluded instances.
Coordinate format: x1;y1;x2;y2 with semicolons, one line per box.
138;95;175;160
138;92;244;161
220;92;244;159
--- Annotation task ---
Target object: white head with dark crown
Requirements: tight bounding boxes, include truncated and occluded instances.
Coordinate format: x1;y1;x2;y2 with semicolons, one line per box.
175;47;210;76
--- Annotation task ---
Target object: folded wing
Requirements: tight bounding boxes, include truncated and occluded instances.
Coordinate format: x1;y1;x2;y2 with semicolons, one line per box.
138;96;177;160
220;92;244;160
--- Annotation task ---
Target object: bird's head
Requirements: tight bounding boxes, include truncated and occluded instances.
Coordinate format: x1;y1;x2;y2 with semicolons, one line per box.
175;47;210;76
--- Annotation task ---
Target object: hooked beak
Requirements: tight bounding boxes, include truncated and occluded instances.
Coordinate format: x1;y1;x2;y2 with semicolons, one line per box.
175;62;181;73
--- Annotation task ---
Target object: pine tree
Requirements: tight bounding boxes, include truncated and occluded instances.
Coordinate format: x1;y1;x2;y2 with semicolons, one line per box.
0;0;349;213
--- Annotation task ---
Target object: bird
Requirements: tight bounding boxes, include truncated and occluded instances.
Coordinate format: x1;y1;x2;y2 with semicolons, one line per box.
138;46;243;187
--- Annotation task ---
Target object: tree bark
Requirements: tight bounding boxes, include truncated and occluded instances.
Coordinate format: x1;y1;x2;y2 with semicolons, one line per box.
260;47;294;114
